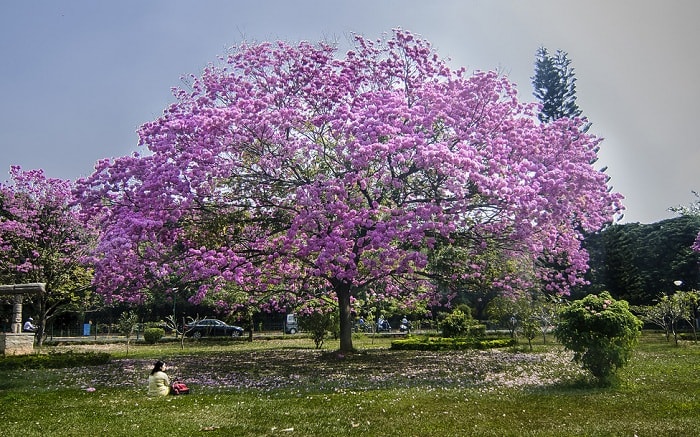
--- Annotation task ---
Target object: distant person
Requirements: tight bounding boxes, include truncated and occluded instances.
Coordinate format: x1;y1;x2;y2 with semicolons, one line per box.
148;360;171;396
23;317;37;332
400;316;411;333
377;315;390;331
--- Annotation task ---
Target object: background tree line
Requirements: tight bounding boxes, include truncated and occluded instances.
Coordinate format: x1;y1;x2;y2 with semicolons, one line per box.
578;215;700;305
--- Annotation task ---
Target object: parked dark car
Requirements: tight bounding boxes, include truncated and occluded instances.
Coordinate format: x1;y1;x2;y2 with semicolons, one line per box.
184;319;244;339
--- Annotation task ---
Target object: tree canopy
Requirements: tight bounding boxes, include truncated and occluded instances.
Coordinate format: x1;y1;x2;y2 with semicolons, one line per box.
670;191;700;252
0;166;96;345
75;30;621;352
580;216;700;305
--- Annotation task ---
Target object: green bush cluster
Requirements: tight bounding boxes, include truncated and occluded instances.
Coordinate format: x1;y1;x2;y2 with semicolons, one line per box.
554;291;642;383
143;327;165;344
466;324;486;337
391;337;515;351
440;309;485;338
0;351;111;370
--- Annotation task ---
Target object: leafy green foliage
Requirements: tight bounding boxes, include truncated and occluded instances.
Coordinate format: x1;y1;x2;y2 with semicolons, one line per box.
143;327;165;344
439;309;472;338
117;311;139;355
427;236;534;320
117;311;138;337
554;292;642;383
520;318;539;351
634;290;699;344
487;295;530;338
581;216;700;305
298;311;337;349
391;337;515;350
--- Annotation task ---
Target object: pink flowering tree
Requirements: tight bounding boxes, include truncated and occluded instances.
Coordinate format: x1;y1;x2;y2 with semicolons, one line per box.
75;30;622;352
0;167;96;345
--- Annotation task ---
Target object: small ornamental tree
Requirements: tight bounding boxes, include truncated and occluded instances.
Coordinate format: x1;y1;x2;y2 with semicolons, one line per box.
520;318;539;351
676;290;699;342
637;291;699;345
656;293;685;346
297;299;338;349
532;293;561;344
75;30;622;353
633;304;672;342
554;292;642;384
118;311;139;356
487;295;530;339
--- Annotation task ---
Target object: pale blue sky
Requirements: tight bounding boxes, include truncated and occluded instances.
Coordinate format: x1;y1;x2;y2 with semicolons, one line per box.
1;0;698;224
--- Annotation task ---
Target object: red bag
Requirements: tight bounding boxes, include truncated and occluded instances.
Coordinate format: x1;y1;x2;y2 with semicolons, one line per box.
171;382;190;395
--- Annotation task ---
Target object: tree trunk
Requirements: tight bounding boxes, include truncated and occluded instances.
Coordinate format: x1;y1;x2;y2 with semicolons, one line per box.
36;297;47;347
336;284;354;353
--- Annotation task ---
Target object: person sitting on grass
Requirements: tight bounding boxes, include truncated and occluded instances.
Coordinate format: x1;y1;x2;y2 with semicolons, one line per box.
148;360;171;396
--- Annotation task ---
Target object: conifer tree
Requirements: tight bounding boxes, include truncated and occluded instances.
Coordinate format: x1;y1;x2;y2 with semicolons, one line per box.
532;47;582;123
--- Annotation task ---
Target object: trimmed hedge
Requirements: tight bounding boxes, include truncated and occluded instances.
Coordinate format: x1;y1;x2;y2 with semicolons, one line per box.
391;336;515;351
143;328;165;344
466;324;486;338
0;351;111;370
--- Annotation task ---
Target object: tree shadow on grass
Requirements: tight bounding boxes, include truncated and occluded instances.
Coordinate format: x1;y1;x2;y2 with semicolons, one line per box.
527;373;621;394
34;347;589;395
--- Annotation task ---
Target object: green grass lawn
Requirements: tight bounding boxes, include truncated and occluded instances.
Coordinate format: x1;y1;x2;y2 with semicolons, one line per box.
1;333;699;436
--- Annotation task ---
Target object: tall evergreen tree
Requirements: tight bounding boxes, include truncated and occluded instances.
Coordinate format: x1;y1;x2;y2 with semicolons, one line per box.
532;47;582;123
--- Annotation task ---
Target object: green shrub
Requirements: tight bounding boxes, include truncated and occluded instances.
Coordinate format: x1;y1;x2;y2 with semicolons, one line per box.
0;351;111;370
440;309;471;338
454;303;475;319
554;291;642;384
298;311;336;349
440;309;484;338
143;327;165;344
467;324;486;338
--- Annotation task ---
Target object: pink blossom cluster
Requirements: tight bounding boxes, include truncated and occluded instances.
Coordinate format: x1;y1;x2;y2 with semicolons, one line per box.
0;166;94;285
75;29;622;308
